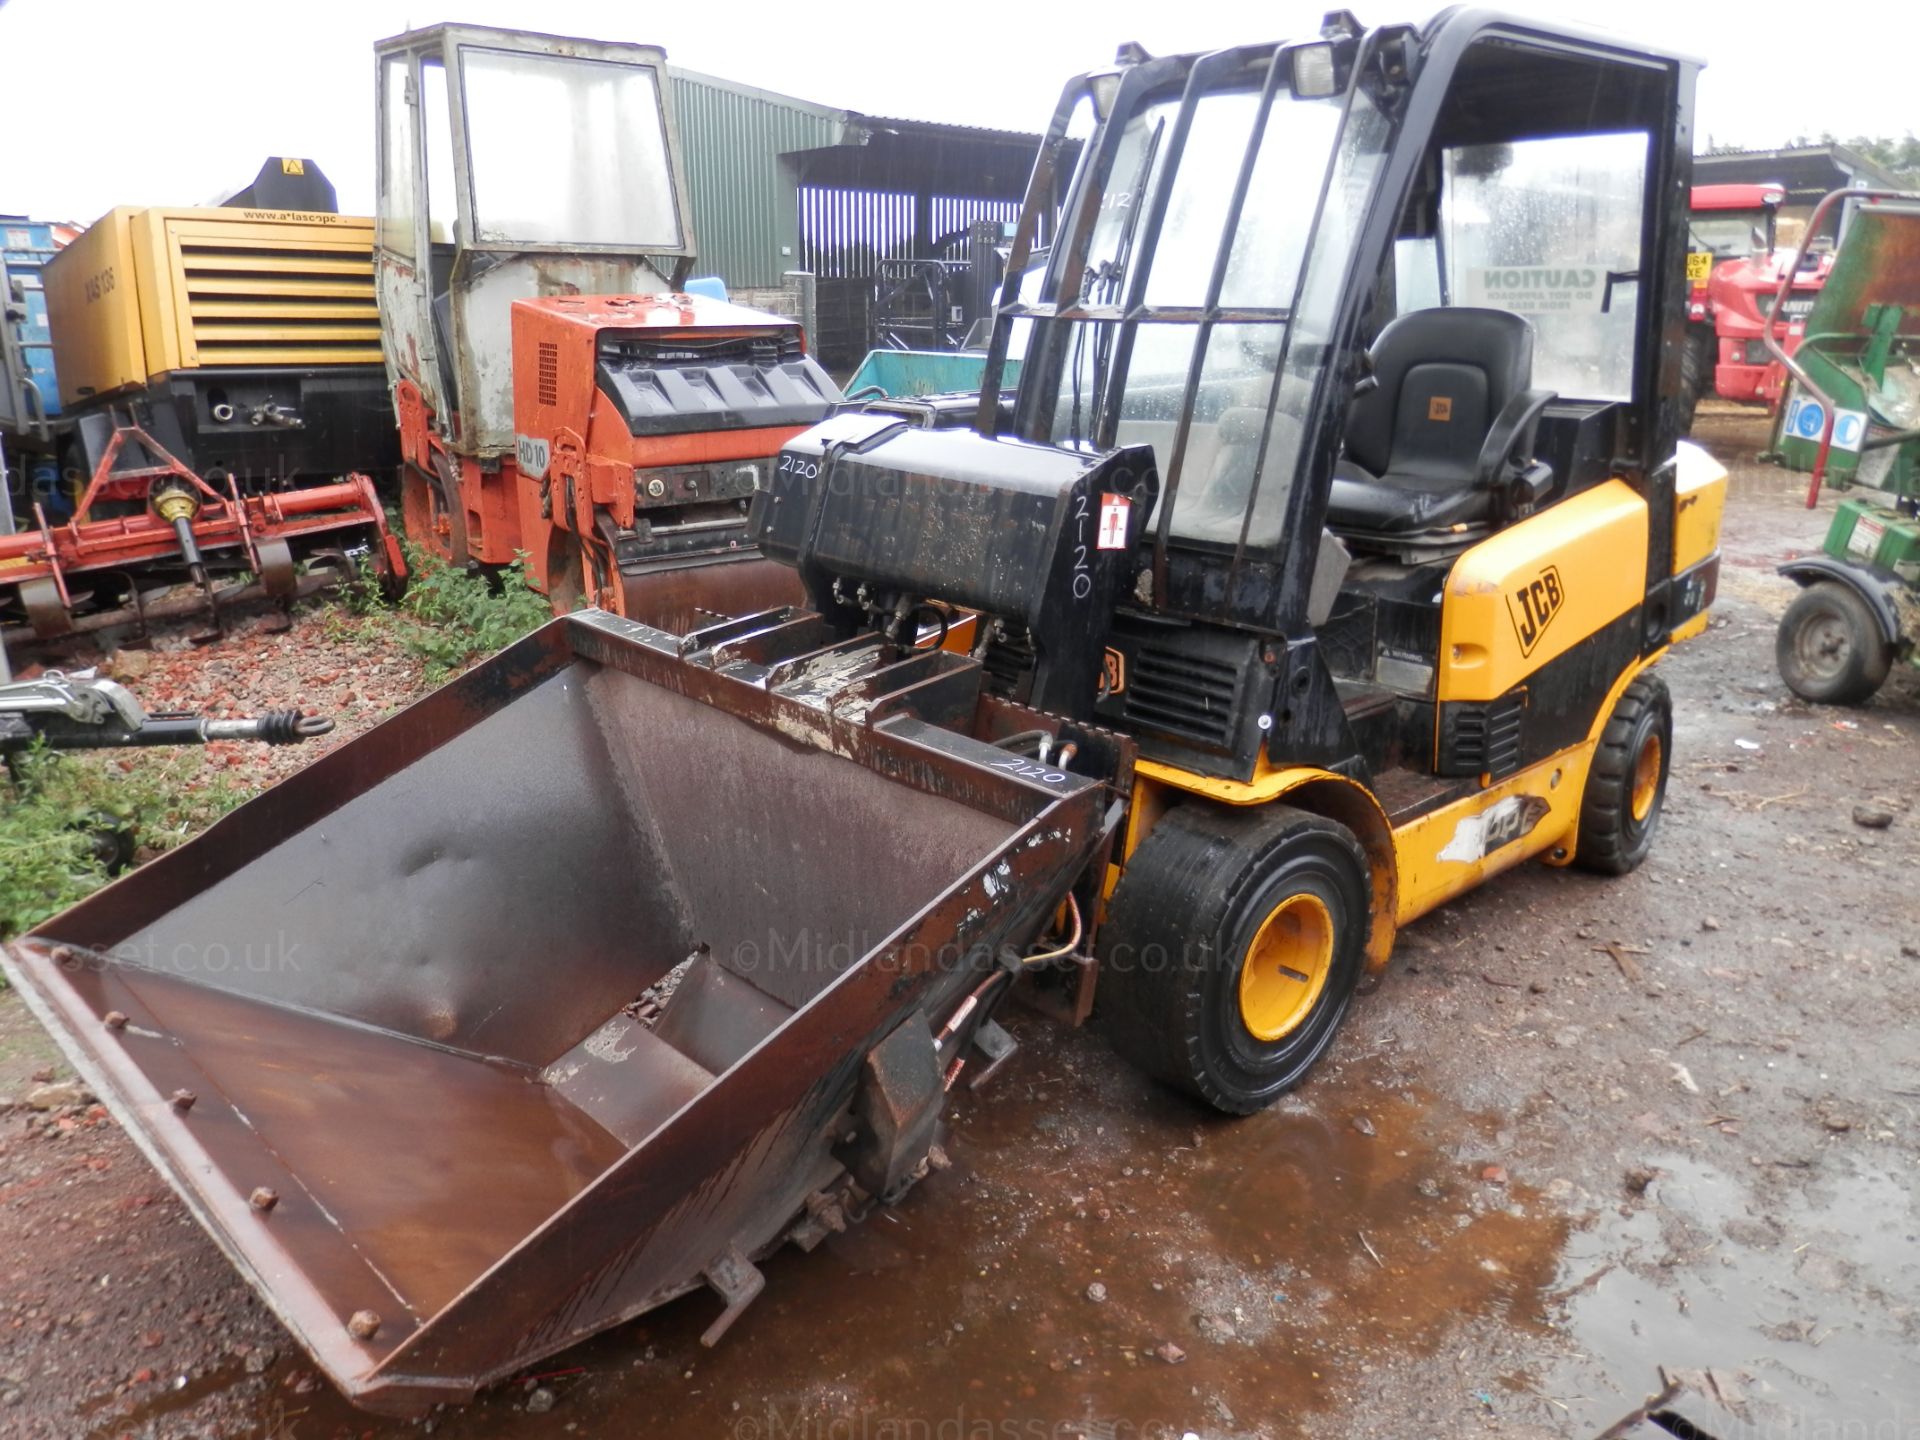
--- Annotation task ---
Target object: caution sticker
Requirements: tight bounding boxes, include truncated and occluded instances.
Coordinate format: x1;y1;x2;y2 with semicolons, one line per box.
1097;493;1131;550
1462;265;1603;315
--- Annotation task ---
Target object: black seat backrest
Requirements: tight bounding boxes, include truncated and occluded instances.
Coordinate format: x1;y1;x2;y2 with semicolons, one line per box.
1345;308;1534;483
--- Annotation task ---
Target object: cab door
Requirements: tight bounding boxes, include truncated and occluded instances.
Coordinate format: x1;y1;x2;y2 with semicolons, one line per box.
374;41;445;431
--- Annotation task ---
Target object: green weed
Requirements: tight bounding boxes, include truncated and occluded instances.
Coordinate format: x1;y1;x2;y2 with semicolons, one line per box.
392;549;554;684
1;748;256;942
326;543;554;684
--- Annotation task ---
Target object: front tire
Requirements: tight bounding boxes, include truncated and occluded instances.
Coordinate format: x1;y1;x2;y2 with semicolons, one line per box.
1096;804;1371;1115
1575;673;1672;875
1776;581;1891;706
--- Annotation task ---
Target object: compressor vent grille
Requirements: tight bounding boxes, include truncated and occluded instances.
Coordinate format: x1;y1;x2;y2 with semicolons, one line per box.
170;217;382;368
600;331;805;368
1124;642;1241;747
537;342;560;406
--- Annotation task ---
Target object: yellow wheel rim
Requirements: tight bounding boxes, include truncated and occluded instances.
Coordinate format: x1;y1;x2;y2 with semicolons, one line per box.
1237;892;1335;1043
1631;733;1662;823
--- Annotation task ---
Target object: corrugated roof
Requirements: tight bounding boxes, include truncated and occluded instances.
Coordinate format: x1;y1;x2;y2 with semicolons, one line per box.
1699;143;1903;189
843;113;1044;151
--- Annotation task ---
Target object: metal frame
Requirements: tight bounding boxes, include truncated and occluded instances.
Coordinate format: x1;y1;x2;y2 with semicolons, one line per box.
373;24;697;263
971;9;1697;641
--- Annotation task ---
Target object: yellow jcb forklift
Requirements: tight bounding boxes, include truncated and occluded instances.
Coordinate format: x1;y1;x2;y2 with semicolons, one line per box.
5;8;1726;1412
763;6;1729;1109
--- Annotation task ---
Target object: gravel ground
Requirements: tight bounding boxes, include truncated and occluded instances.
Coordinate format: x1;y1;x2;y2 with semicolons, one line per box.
63;605;428;794
1;405;1915;1439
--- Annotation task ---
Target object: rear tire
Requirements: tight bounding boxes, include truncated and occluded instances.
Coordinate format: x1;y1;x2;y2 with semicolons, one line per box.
1096;804;1371;1115
1776;581;1891;706
1574;673;1671;876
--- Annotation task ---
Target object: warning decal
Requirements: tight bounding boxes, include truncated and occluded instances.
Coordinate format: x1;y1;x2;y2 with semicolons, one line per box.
1097;493;1131;550
1463;265;1603;315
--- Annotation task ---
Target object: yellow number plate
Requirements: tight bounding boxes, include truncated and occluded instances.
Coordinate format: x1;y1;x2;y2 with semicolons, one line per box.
1686;251;1713;283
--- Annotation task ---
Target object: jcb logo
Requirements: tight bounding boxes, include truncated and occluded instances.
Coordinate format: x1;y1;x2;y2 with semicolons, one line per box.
1507;565;1564;656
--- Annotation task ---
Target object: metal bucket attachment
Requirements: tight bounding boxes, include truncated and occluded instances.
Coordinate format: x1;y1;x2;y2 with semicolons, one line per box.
2;609;1114;1414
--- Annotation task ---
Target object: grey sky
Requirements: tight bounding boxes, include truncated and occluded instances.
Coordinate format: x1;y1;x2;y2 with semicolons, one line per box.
6;0;1917;224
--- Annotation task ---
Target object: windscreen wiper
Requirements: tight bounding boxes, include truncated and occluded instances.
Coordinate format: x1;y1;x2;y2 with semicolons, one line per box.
1072;115;1166;446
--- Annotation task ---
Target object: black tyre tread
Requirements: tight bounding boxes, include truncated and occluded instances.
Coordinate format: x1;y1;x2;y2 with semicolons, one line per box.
1776;581;1891;706
1677;327;1711;436
1574;672;1670;876
1096;803;1369;1114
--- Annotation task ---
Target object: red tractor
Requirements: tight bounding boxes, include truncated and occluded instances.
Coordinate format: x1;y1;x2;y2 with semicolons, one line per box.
1684;182;1831;420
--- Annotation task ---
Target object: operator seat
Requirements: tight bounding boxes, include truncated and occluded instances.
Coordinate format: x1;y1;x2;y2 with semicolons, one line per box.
1325;307;1556;552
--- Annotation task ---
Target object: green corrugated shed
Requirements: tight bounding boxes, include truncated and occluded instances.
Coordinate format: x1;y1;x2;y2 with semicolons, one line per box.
669;68;852;289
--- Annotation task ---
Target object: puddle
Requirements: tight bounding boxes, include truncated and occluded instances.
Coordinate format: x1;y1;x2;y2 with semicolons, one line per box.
65;1007;1920;1440
81;1361;252;1440
112;1014;1571;1439
1543;1150;1920;1430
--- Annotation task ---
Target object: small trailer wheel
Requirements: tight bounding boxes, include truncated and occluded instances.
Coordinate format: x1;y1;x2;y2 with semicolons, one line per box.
1574;672;1671;876
1776;581;1892;706
1096;804;1371;1115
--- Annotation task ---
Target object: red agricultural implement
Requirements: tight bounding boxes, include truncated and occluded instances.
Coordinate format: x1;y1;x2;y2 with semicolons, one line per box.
0;420;404;647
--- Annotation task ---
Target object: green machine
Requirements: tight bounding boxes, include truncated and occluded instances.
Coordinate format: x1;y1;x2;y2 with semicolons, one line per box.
1767;189;1920;704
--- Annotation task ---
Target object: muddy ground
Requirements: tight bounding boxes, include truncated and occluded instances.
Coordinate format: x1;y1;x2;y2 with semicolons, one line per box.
2;404;1916;1439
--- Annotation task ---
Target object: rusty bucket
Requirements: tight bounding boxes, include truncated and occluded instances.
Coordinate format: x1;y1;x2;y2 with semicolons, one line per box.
3;610;1109;1413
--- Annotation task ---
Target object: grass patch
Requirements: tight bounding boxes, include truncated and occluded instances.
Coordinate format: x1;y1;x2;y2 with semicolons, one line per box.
343;545;555;685
1;748;256;942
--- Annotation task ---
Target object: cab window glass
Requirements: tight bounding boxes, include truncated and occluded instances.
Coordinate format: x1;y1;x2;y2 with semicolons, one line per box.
1141;92;1262;308
459;48;681;248
1438;131;1648;401
378;57;416;258
421;59;459;245
1078;98;1178;304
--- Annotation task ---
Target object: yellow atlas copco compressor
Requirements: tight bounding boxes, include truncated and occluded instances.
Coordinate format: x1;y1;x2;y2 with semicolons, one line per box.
41;157;397;491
